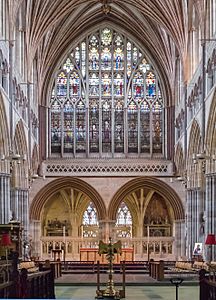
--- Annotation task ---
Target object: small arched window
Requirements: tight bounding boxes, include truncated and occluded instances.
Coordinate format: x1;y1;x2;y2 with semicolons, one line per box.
82;202;98;225
115;202;132;238
82;202;98;239
116;202;132;226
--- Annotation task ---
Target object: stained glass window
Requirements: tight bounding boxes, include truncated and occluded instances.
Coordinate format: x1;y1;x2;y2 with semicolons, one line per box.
57;72;67;97
89;99;99;152
114;100;124;153
102;100;111;152
128;100;138;153
50;27;164;156
63;100;73;153
133;72;144;98
116;202;132;225
116;202;132;238
140;100;150;153
76;100;86;153
83;202;98;225
69;72;80;97
152;100;163;153
51;100;61;153
146;72;156;97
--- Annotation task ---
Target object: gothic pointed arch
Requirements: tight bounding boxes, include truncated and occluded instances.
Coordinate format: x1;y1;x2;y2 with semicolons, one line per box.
108;177;184;222
187;119;202;189
47;25;166;158
14;119;28;156
0;92;9;155
0;92;10;174
30;177;106;221
31;143;39;175
13;120;28;188
174;142;185;176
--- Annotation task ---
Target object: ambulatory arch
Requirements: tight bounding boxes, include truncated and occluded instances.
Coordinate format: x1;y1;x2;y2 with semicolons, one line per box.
30;177;106;221
108;177;184;236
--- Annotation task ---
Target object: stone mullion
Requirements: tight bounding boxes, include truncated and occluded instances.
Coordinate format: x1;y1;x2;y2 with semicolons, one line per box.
150;109;153;156
99;106;102;157
124;107;128;156
87;107;90;157
86;36;89;157
73;106;76;156
61;105;64;157
138;107;140;156
111;107;114;156
124;37;127;157
111;36;114;157
99;33;102;157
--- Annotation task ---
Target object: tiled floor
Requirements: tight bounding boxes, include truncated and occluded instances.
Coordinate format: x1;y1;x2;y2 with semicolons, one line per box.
55;285;199;300
55;273;198;285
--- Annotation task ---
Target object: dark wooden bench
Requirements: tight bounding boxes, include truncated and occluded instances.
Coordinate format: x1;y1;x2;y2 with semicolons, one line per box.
199;268;216;300
0;258;55;299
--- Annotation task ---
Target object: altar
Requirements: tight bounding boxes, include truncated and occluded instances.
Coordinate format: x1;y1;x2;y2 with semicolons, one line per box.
80;247;134;263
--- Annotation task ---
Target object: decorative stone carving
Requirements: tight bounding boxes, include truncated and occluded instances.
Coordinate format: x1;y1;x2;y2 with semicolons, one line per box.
43;159;173;177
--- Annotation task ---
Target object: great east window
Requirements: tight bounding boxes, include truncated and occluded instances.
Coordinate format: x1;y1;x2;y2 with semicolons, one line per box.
50;27;164;157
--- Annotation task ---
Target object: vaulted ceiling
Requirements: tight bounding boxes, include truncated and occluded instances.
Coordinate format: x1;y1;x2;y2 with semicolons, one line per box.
9;0;204;105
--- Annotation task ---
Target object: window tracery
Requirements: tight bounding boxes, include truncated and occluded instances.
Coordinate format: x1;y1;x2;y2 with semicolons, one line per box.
115;202;132;238
50;27;164;156
83;202;98;225
82;202;99;238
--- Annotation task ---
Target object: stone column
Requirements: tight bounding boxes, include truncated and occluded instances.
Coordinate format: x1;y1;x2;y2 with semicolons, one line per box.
99;219;116;242
30;220;41;258
99;220;107;241
11;188;29;232
197;189;205;244
205;175;211;236
10;188;19;219
186;189;192;259
22;189;29;232
0;173;11;223
191;190;197;253
173;219;185;260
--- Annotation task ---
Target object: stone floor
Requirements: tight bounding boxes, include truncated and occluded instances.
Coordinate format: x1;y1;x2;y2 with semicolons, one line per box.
55;273;199;299
55;272;199;285
55;285;199;300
